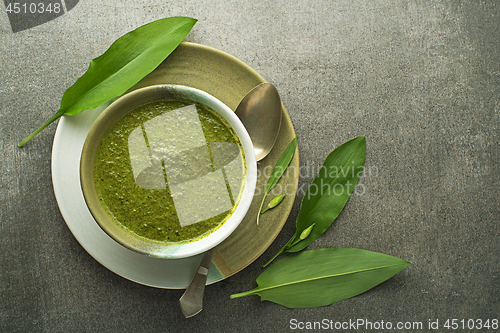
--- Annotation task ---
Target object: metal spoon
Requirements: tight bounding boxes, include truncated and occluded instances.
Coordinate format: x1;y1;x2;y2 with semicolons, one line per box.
179;83;283;318
235;83;282;161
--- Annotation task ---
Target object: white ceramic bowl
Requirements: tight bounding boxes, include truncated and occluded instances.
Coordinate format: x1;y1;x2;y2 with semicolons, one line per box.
80;85;257;259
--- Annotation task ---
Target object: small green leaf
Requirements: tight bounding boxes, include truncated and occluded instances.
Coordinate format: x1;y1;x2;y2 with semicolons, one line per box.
18;16;197;147
231;248;411;308
257;137;297;225
265;137;297;194
261;194;285;214
291;136;366;252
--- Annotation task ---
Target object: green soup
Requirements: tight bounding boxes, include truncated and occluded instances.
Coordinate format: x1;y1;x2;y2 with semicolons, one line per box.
93;99;246;243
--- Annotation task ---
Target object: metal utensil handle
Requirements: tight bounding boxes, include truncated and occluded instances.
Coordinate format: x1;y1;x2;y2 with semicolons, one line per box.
179;248;215;318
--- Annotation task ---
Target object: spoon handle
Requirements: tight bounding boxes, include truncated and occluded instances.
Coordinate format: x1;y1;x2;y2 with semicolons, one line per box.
179;248;215;318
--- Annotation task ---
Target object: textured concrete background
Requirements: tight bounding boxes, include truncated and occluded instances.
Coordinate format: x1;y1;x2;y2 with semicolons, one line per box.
1;1;499;332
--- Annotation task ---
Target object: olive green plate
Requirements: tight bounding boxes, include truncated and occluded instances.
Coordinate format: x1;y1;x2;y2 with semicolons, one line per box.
52;42;299;288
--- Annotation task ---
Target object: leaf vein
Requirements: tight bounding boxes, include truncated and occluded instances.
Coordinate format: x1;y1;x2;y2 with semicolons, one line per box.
255;263;407;294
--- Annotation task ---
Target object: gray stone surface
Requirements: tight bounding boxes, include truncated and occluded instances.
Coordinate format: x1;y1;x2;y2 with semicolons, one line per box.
1;1;499;332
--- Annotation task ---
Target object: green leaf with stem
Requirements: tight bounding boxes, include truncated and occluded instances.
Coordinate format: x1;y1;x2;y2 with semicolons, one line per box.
256;136;297;225
18;16;197;147
231;248;411;308
263;135;366;266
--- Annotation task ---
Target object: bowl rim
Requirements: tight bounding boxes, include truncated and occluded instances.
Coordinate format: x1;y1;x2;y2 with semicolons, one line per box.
80;84;257;259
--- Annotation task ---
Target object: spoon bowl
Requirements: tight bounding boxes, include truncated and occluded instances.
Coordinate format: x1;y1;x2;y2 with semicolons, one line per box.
235;83;282;161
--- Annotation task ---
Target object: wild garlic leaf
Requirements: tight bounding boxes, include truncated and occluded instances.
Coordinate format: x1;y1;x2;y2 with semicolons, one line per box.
264;136;366;266
264;137;297;194
19;16;197;147
257;136;297;224
288;135;366;252
231;248;411;308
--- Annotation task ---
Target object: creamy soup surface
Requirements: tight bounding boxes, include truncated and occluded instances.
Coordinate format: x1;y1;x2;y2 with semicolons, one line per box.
94;99;245;243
